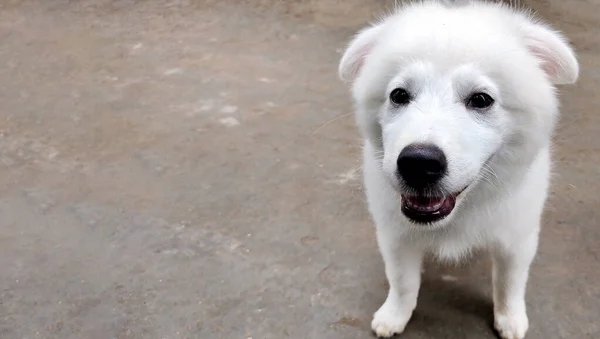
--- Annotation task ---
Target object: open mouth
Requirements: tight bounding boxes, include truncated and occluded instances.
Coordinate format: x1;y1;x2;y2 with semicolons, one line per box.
401;193;460;224
397;156;493;225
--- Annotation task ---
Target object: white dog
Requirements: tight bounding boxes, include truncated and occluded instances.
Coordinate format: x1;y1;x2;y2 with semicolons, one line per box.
338;1;578;338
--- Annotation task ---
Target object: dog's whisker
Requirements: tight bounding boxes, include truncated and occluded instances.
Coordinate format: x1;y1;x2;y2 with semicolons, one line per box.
480;164;510;197
311;113;353;135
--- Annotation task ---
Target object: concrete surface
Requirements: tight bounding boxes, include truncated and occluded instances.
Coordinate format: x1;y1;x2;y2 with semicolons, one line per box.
0;1;598;338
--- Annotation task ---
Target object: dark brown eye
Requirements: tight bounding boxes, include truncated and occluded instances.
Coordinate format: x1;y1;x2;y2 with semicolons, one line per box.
467;93;494;109
390;88;411;106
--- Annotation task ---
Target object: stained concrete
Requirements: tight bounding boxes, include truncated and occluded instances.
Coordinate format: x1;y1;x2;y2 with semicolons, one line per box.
0;1;598;338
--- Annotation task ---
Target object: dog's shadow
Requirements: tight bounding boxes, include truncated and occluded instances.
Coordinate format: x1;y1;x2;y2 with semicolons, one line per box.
401;259;497;338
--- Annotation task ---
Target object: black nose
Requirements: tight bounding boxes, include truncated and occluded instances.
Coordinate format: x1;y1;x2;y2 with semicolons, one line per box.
397;143;447;189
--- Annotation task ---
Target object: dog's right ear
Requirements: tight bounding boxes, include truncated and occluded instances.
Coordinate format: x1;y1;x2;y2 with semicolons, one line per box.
338;24;383;83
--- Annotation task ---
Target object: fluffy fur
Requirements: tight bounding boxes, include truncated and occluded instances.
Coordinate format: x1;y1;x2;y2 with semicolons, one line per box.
338;1;578;338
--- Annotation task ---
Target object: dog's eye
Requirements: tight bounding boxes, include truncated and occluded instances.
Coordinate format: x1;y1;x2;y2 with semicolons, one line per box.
467;93;494;109
389;88;411;106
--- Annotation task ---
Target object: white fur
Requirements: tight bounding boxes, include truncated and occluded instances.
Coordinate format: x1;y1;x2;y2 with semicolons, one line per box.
339;1;578;338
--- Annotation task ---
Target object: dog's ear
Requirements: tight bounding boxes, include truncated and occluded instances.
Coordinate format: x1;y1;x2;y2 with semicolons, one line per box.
522;21;579;85
338;24;383;83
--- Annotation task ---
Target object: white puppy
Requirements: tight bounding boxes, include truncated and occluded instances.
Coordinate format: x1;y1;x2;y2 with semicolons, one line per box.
338;1;578;338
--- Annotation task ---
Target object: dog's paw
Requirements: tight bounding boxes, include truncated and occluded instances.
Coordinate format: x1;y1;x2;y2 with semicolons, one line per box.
371;302;413;338
494;310;529;339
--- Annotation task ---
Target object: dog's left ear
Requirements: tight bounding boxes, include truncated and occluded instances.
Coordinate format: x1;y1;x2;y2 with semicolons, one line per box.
522;21;579;85
338;24;384;83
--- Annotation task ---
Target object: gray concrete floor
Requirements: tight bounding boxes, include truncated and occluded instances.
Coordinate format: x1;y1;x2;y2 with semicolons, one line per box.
0;0;599;338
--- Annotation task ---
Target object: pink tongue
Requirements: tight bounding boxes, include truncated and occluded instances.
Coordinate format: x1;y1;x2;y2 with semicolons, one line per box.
408;196;443;207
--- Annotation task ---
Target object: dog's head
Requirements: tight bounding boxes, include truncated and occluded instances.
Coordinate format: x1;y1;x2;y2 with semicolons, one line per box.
339;2;578;225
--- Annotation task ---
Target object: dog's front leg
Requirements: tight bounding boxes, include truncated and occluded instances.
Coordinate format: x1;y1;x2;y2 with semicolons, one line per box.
492;233;539;339
371;233;423;338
